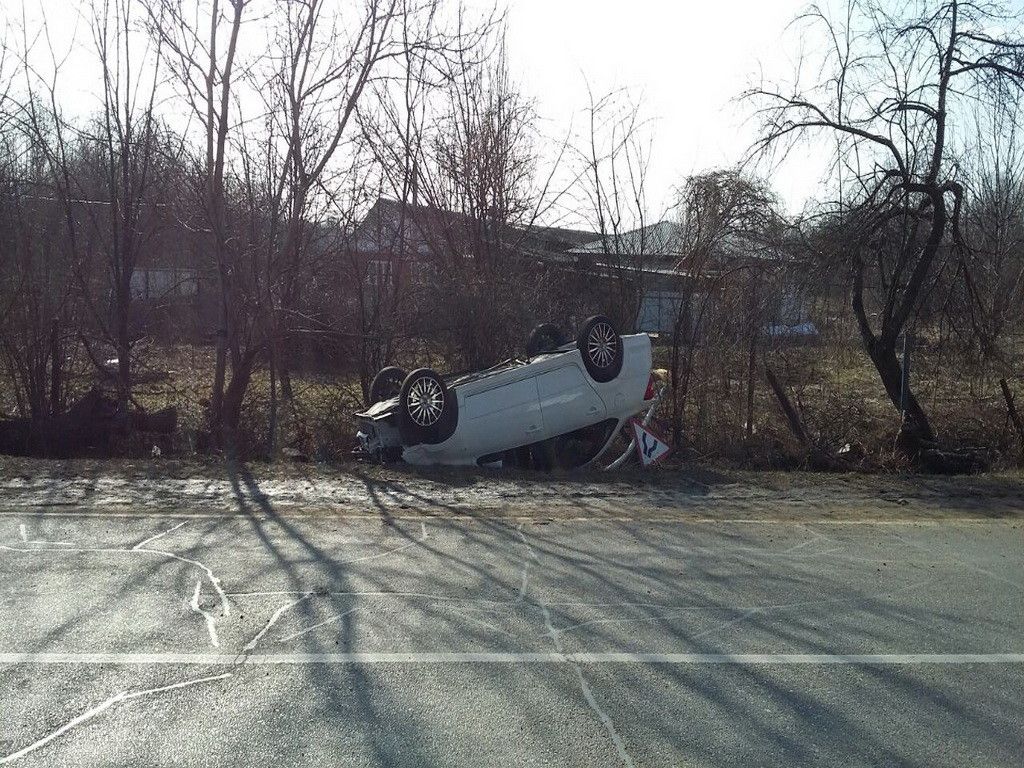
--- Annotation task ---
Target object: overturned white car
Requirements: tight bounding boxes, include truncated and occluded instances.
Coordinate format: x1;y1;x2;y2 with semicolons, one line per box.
355;316;656;468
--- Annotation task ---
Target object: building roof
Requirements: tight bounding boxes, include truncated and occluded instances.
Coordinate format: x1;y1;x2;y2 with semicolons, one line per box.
351;199;784;280
351;197;599;258
521;223;601;251
571;221;683;258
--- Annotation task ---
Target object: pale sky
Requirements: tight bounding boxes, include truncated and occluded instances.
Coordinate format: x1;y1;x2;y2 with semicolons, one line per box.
6;0;828;221
498;0;826;218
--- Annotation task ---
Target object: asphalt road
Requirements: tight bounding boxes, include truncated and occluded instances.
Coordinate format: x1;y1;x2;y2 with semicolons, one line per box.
0;497;1022;766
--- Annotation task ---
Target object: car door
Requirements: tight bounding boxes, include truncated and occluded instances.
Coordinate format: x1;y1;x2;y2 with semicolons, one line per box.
536;363;606;438
461;376;544;458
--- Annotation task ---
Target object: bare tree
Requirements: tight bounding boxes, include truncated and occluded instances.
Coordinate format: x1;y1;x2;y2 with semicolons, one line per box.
82;0;166;413
257;0;467;404
749;0;1024;453
958;91;1024;357
417;38;542;367
144;0;497;450
359;24;554;372
141;0;252;446
569;88;655;332
669;169;781;447
0;7;91;424
0;117;84;423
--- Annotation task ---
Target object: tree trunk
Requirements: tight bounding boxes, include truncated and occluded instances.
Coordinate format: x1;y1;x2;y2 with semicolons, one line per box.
267;351;278;459
275;332;293;401
220;354;256;457
669;335;682;448
852;259;936;454
869;340;935;449
276;199;306;402
210;333;227;435
48;323;62;418
278;367;294;401
115;290;131;416
669;291;693;448
765;365;808;446
999;379;1024;461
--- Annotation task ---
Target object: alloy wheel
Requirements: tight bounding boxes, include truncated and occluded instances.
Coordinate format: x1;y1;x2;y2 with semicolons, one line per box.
407;376;444;426
587;321;618;369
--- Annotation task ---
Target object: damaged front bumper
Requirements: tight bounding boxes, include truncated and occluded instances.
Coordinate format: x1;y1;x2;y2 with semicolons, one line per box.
353;417;403;462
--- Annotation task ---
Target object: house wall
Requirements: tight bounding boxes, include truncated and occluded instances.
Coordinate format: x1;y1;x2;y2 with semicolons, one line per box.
130;267;199;300
637;290;684;334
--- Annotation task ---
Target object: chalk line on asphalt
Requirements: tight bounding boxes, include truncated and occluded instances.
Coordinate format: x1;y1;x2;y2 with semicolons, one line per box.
0;673;232;765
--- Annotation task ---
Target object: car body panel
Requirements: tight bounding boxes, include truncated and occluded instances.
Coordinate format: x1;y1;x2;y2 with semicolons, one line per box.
355;332;653;467
536;364;605;437
462;377;544;458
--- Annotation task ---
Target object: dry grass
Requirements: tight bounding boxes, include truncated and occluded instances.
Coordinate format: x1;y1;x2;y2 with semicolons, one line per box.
3;334;1023;470
127;343;366;460
650;333;1024;470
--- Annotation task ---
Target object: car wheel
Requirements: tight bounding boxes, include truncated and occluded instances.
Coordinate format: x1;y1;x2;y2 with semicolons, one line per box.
577;315;623;383
398;368;458;445
368;366;407;405
526;322;566;357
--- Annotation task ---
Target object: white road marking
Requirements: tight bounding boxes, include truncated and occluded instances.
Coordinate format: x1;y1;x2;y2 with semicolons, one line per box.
18;524;27;542
132;521;187;550
0;652;1022;665
0;509;1017;525
2;510;237;520
0;673;231;764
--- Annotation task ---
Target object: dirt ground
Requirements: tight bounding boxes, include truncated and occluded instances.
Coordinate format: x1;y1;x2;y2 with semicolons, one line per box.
1;456;1022;522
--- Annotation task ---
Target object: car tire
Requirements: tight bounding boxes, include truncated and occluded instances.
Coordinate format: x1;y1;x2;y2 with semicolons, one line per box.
577;315;623;383
398;368;458;446
368;366;407;405
526;323;566;357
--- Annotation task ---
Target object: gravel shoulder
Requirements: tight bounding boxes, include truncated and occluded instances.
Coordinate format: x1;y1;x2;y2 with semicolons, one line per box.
1;457;1022;521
